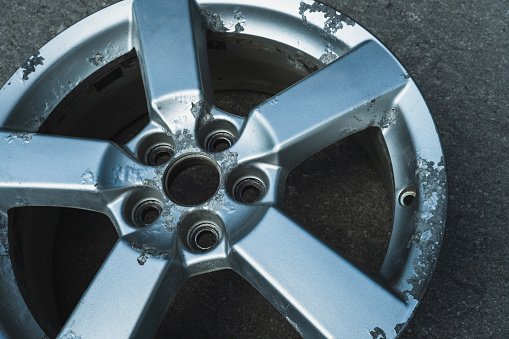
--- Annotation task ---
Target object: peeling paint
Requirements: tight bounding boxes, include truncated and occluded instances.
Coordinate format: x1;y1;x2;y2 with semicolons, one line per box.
126;236;172;263
405;157;447;299
4;132;34;144
299;1;355;34
233;7;246;33
213;149;239;176
13;198;27;207
285;316;303;337
378;108;398;129
21;51;45;81
286;51;317;73
60;330;81;339
0;214;8;257
201;8;229;32
137;253;149;265
369;327;387;339
174;129;200;152
88;52;105;66
395;323;404;334
268;96;279;105
192;100;214;130
34;116;45;130
80;170;96;185
207;192;236;214
319;49;338;64
234;22;245;33
161;206;177;232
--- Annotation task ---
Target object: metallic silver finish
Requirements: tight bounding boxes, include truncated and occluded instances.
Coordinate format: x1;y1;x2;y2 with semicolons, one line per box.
0;0;447;338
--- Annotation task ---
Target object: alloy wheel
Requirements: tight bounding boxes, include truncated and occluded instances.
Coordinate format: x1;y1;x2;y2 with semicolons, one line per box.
0;0;447;338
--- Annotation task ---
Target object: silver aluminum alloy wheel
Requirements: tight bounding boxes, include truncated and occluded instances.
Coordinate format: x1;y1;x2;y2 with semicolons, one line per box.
0;0;447;338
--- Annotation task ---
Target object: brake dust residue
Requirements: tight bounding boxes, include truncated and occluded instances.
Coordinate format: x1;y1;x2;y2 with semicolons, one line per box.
21;51;45;81
299;1;355;34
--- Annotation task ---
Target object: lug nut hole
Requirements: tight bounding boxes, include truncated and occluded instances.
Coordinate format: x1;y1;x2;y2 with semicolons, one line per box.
399;188;417;207
206;132;236;152
134;200;162;227
147;145;174;166
189;223;221;253
234;178;266;203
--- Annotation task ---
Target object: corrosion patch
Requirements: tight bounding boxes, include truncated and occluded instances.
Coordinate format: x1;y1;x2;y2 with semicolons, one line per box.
21;51;45;81
299;1;355;34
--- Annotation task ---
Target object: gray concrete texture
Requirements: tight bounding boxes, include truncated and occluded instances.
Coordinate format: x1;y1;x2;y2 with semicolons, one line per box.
0;0;508;338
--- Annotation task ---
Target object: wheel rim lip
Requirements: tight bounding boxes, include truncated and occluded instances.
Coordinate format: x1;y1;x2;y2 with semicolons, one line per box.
0;0;447;337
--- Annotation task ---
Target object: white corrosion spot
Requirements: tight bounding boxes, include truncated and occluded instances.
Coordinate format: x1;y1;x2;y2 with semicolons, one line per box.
319;43;339;64
379;108;398;129
4;132;33;144
299;0;355;34
80;170;95;185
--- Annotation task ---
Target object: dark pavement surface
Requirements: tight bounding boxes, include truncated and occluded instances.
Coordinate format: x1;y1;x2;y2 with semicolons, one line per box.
1;0;508;338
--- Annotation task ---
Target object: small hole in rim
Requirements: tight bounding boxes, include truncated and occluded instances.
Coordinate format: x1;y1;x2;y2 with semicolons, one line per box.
399;188;417;207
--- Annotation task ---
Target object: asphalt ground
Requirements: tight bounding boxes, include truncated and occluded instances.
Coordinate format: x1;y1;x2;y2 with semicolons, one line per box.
0;0;508;338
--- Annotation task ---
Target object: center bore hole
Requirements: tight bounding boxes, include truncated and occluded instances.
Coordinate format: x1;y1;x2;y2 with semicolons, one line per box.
165;156;220;206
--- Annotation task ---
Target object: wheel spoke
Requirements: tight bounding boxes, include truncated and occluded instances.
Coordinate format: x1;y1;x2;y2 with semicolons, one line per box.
0;131;154;213
58;227;185;339
132;0;213;131
232;207;410;338
233;41;408;169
